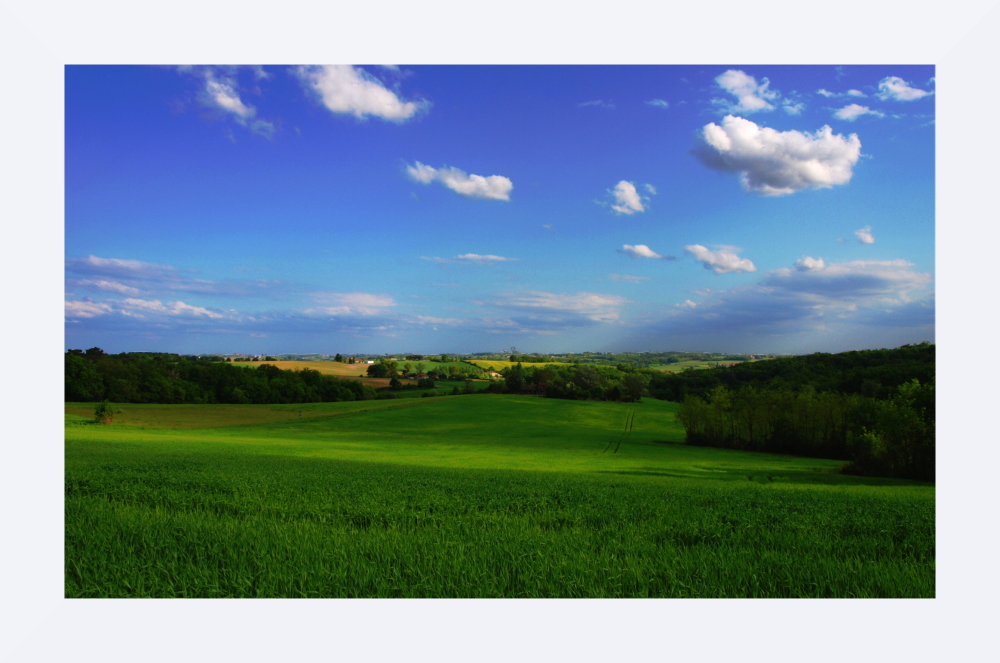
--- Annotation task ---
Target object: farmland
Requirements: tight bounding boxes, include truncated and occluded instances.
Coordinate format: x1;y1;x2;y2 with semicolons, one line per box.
467;359;571;371
65;395;934;598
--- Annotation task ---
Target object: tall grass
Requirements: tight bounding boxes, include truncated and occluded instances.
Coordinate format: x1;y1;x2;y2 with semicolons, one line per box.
65;397;934;598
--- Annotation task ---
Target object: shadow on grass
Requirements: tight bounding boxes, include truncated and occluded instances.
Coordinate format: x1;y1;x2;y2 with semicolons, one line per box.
595;467;931;488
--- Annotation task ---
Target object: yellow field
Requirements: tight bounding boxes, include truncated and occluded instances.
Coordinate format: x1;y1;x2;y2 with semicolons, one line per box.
466;360;571;371
231;360;412;387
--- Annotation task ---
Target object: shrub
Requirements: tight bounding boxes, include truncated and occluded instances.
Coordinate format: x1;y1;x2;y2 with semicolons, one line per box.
93;400;122;424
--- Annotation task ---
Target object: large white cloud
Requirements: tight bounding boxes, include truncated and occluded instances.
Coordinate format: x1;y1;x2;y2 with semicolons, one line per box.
622;258;933;352
713;70;779;113
295;65;427;122
406;162;513;200
696;115;862;196
834;104;885;121
610;180;646;214
763;259;930;301
685;245;757;274
877;76;933;102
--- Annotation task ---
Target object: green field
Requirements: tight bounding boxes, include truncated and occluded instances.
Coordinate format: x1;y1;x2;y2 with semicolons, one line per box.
65;396;934;598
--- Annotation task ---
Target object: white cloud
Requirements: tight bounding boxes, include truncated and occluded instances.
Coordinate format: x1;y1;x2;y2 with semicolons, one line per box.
608;274;650;283
578;100;615;109
455;254;515;263
609;180;646;214
877;76;933;101
65;300;112;318
783;101;805;115
713;70;779;113
495;291;629;323
794;256;826;271
406;162;513;200
764;259;929;302
646;99;670;109
834;104;885;121
70;279;142;296
819;88;867;99
644;183;657;195
311;292;396;308
855;226;875;244
295;65;427;122
122;298;223;318
185;68;275;138
204;73;254;119
421;253;516;264
66;297;225;320
685;245;757;274
696;115;862;196
620;244;666;259
624;259;933;351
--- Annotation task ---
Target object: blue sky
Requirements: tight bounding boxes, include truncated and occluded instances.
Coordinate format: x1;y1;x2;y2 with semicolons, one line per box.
65;64;935;355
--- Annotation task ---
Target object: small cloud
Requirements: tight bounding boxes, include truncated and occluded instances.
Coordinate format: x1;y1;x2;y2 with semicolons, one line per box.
646;99;670;109
783;101;805;115
834;104;885;121
877;76;933;102
182;67;276;138
578;100;615;109
855;226;875;244
69;279;142;296
794;256;826;271
675;299;698;308
609;274;650;283
644;183;657;195
685;245;757;274
620;244;673;260
421;254;517;264
543;224;554;232
819;88;867;99
406;161;513;201
294;65;428;122
713;69;779;114
609;180;647;215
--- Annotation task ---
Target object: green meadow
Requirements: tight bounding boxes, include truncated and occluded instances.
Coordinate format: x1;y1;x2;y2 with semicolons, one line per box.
65;396;934;598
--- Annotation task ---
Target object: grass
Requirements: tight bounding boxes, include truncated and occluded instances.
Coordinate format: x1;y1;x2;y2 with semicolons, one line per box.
65;396;934;598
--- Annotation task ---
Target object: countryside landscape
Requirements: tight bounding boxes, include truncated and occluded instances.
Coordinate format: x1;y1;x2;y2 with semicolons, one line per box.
65;64;935;599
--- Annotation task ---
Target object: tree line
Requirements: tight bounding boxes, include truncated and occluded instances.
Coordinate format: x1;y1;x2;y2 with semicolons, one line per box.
673;345;935;481
65;349;377;405
494;362;650;402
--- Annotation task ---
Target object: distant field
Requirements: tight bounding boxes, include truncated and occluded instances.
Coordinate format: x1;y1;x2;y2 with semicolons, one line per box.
232;360;414;387
648;358;772;372
467;359;571;371
66;396;934;598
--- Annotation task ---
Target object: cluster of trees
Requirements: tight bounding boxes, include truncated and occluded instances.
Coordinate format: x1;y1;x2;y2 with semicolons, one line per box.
679;345;935;481
647;343;934;402
507;354;556;363
366;358;482;380
65;349;376;404
496;363;650;402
